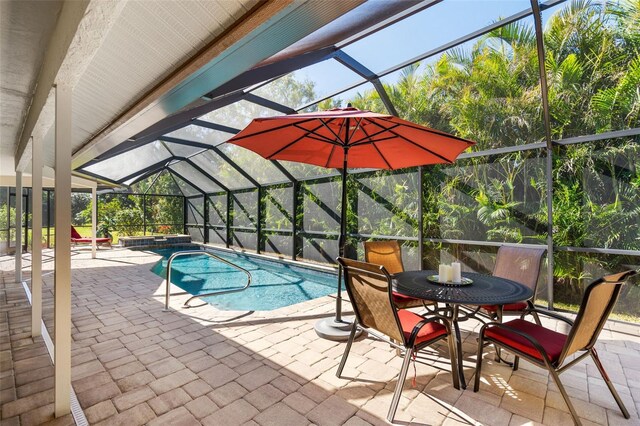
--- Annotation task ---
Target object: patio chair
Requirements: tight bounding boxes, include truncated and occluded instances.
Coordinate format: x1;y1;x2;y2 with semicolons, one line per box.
71;225;112;248
474;270;637;426
336;257;459;423
364;240;431;310
478;246;546;323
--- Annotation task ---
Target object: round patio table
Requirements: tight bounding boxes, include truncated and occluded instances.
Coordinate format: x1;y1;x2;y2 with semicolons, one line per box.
392;270;533;389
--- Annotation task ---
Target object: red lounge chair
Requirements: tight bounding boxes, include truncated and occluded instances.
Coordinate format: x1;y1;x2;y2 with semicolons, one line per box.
71;226;112;248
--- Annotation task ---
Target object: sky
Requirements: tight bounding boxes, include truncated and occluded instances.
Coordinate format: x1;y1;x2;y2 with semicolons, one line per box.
289;0;565;106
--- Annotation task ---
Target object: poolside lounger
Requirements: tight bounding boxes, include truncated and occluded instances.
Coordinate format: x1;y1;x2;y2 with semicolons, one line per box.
71;225;112;248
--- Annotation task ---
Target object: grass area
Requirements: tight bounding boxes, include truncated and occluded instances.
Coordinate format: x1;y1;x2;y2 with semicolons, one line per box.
11;227;183;247
19;227;156;246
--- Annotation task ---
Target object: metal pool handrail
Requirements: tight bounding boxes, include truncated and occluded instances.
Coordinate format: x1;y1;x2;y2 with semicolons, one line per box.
164;250;252;311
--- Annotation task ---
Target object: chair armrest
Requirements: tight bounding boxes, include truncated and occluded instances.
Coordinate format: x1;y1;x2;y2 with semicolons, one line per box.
522;302;574;326
408;317;448;346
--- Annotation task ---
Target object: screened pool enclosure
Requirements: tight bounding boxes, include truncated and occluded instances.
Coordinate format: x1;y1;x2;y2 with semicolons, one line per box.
4;0;639;318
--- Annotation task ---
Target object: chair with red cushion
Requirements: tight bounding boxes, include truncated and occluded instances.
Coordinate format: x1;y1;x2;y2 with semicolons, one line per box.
336;257;459;422
479;245;546;323
364;240;433;310
474;270;637;426
71;225;112;248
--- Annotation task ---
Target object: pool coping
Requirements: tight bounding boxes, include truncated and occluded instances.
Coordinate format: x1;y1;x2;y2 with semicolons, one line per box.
197;243;339;275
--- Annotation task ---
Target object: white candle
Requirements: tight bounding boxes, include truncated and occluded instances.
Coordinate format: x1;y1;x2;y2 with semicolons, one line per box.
451;262;462;283
446;265;454;282
438;265;449;283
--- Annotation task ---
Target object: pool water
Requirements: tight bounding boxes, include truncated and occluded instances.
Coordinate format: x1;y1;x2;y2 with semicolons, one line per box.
151;248;338;311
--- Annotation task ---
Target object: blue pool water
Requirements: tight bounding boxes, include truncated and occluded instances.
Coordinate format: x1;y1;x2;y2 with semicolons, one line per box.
151;247;337;311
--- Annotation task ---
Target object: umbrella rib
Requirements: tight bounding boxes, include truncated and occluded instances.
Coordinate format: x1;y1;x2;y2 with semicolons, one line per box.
372;143;393;169
292;122;339;144
265;121;330;159
374;116;474;144
325;144;337;168
319;118;347;146
349;134;398;146
348;118;365;146
349;121;402;146
385;127;454;163
358;121;393;169
228;117;319;141
351;118;459;164
303;133;344;145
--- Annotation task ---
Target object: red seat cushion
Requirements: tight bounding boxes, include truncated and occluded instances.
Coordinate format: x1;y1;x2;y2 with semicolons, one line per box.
482;302;528;313
397;309;447;346
485;318;567;363
72;237;111;243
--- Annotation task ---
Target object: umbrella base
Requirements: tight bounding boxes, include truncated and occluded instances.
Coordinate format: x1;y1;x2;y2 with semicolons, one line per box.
314;317;362;341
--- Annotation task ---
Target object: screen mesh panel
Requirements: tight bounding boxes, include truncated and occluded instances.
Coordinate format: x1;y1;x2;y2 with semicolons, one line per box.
554;137;640;250
423;151;547;244
232;230;257;250
232;191;258;229
264;186;293;231
355;170;419;239
263;233;293;258
207;194;227;226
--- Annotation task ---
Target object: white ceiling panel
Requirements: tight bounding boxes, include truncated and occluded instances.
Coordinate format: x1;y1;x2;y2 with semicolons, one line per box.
72;0;258;150
0;0;63;169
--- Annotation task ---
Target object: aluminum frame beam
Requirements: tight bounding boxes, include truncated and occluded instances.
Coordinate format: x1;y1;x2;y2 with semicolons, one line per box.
168;168;207;196
73;1;366;169
374;0;567;82
182;158;230;192
531;0;555;308
244;93;296;114
211;146;260;188
116;159;173;184
554;128;640;145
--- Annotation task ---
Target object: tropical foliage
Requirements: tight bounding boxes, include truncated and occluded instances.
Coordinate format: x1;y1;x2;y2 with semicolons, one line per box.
343;0;640;311
175;0;639;313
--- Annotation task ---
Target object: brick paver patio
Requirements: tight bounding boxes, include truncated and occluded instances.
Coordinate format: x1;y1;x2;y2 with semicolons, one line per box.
1;246;639;425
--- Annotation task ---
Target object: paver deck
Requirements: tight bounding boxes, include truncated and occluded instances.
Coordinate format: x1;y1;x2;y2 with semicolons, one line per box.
1;246;639;425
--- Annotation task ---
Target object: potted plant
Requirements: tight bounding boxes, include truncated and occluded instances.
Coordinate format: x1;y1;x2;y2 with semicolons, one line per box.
97;216;116;239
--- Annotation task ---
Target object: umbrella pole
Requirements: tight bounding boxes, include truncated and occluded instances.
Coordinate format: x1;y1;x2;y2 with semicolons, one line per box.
315;147;362;341
336;154;348;322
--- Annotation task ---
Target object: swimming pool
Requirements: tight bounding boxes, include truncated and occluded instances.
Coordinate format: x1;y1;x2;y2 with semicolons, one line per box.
151;247;338;311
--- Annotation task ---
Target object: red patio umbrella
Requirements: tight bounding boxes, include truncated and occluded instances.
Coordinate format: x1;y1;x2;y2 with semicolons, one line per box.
226;105;475;339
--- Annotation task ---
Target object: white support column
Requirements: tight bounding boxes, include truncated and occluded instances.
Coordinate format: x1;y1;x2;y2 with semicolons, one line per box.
91;185;97;259
32;136;43;337
15;171;22;282
54;83;72;417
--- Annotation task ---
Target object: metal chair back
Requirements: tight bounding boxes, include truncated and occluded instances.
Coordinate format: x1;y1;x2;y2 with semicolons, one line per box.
493;246;546;293
560;270;635;361
364;240;405;275
338;257;405;345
